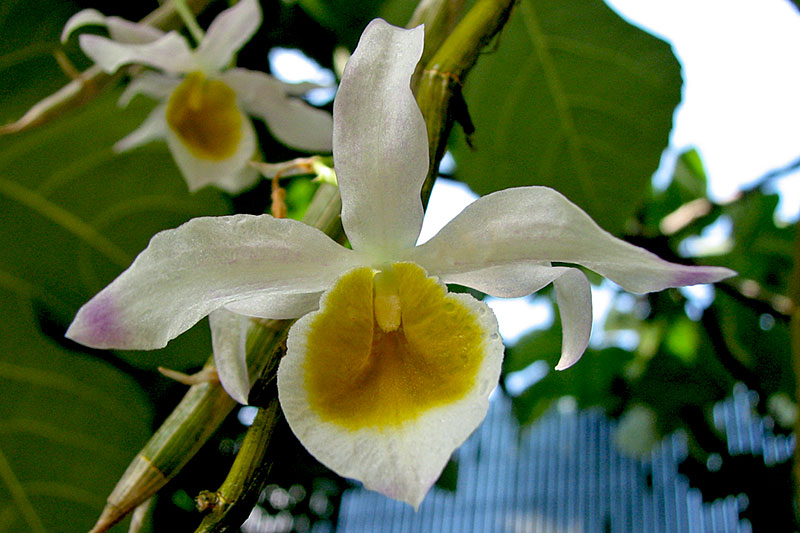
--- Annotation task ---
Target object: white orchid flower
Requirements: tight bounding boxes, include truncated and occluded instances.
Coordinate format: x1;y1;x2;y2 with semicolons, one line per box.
61;0;333;193
66;19;735;507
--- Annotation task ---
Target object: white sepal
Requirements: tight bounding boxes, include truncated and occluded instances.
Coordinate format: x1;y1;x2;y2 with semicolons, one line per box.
78;32;195;74
66;215;357;350
411;186;736;294
552;268;592;370
114;104;167;152
210;309;251;404
196;0;262;71
62;9;165;44
223;68;333;153
333;19;428;259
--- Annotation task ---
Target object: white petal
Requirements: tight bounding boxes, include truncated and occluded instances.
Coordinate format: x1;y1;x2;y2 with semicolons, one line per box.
78;32;195;74
223;69;333;153
333;19;428;258
210;309;251;404
277;265;504;508
552;269;592;370
196;0;262;70
224;291;322;319
113;104;167;152
281;80;327;97
65;215;357;350
164;109;259;193
119;72;181;107
409;186;736;294
440;261;566;298
62;9;165;44
439;261;592;370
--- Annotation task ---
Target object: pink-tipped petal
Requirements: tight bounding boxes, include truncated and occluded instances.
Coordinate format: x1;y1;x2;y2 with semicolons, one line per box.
66;215;357;351
410;186;736;294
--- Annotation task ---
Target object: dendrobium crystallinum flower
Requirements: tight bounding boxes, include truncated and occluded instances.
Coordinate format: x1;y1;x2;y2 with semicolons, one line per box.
61;0;333;193
66;19;736;507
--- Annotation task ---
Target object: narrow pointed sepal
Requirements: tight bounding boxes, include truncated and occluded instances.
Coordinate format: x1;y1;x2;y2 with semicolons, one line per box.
210;309;251;404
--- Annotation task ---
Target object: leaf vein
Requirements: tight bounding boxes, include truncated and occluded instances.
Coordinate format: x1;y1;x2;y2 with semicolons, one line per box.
0;446;46;533
519;0;597;209
0;177;131;268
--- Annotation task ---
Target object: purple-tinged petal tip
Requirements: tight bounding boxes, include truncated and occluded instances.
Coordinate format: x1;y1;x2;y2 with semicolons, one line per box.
670;266;737;288
66;294;130;349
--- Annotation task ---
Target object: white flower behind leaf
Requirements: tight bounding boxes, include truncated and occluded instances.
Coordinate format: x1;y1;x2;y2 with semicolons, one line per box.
66;19;735;507
62;0;333;193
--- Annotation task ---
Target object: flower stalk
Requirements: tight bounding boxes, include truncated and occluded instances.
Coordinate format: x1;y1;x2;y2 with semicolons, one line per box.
173;0;206;44
88;318;290;533
194;399;282;533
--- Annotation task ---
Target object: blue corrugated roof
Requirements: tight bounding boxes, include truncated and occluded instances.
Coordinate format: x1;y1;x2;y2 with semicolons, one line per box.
337;391;766;533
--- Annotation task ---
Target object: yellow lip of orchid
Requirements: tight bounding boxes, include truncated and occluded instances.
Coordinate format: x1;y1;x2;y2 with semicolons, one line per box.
61;0;334;193
165;71;244;161
66;19;736;507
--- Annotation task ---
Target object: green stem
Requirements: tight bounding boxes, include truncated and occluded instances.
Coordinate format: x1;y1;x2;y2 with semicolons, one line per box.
414;0;517;207
195;400;282;533
173;0;206;45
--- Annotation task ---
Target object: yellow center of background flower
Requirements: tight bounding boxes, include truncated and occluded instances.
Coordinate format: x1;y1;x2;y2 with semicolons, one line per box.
166;72;243;160
304;263;486;430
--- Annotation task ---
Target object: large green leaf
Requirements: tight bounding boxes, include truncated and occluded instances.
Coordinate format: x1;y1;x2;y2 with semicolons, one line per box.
451;0;682;234
0;287;152;533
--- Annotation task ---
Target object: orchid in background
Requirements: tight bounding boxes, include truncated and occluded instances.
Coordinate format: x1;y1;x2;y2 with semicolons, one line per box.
61;0;333;193
65;19;735;507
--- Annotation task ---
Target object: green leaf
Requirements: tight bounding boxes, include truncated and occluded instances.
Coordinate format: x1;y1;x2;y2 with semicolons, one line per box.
0;288;152;533
450;0;682;234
